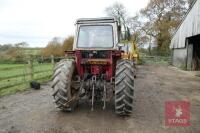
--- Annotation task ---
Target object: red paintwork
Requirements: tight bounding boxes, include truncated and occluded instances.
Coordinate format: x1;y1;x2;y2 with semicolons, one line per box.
91;65;100;75
65;50;122;81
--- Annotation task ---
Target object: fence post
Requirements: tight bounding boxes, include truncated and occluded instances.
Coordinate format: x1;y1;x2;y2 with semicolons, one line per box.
29;58;34;81
41;56;44;64
51;55;54;64
23;65;26;83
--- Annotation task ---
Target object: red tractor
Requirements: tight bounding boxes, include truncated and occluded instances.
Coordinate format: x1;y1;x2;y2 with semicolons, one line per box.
51;18;135;115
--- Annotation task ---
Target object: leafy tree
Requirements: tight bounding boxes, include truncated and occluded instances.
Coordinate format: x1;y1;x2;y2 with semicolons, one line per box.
0;44;12;53
42;37;63;57
5;42;28;62
139;0;189;54
62;36;74;51
42;36;74;57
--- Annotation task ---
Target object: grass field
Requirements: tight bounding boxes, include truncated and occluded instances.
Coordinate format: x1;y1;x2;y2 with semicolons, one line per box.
0;63;53;96
139;53;172;65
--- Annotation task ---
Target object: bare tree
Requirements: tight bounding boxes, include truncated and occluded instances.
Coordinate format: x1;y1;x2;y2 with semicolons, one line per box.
105;2;127;25
105;2;129;38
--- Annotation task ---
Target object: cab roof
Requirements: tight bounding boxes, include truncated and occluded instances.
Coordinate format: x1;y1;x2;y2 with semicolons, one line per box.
76;17;117;24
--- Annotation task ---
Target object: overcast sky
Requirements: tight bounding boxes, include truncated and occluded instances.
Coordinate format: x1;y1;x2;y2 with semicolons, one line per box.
0;0;149;47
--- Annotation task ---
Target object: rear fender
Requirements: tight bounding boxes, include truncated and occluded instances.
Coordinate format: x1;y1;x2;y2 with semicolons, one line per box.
65;50;75;59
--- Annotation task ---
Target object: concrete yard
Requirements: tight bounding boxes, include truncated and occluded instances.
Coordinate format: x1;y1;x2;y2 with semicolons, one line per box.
0;65;200;133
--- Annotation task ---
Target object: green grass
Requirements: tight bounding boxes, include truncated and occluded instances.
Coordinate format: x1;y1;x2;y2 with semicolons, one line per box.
139;53;171;66
0;63;53;78
0;63;53;97
0;75;51;97
0;64;24;69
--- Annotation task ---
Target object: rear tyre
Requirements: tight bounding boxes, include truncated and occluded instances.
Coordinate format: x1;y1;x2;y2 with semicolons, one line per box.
115;59;135;115
51;59;77;111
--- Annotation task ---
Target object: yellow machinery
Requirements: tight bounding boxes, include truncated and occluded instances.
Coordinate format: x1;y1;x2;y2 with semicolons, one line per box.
121;42;139;64
120;41;138;78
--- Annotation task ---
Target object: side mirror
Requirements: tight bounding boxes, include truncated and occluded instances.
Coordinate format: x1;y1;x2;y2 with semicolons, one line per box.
117;43;125;50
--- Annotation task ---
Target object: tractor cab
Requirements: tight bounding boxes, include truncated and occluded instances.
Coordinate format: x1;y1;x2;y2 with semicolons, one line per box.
73;18;119;50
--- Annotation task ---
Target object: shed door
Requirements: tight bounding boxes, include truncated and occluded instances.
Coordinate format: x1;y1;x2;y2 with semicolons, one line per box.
187;44;193;70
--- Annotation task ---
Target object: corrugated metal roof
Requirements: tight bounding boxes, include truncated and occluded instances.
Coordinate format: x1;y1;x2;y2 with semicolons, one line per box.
170;0;200;48
172;0;198;37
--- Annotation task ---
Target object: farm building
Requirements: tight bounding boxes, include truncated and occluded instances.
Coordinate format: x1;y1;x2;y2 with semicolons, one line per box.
170;0;200;70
